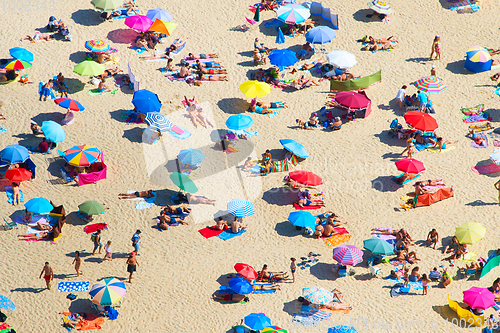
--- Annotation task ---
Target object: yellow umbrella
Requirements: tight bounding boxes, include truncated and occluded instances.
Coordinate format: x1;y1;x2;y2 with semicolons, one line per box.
148;19;177;36
455;222;486;244
239;80;271;98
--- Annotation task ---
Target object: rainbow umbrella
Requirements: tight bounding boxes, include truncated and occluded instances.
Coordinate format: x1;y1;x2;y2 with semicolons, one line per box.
413;76;447;93
84;39;110;53
125;15;153;32
5;59;32;70
465;46;493;73
89;278;127;306
64;145;101;167
54;98;85;112
148;19;177;36
262;326;287;333
276;4;310;24
239;80;271;98
367;0;393;14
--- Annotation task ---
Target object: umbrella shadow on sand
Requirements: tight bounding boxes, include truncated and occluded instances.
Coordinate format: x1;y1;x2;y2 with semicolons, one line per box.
446;60;472;75
352;9;380;23
274;221;303;238
217;98;249;114
432;304;460;326
472;159;500;178
309;262;336;281
371;176;400;192
216;273;235;287
72;9;102;27
262;187;298;206
283;299;301;316
258;19;281;37
69;51;88;64
107;29;139;44
122;128;143;143
11;133;40;148
64;78;86;94
68;299;94;313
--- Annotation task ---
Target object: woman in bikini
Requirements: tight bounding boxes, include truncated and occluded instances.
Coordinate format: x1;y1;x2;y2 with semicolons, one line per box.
23;33;54;42
432;137;457;152
252;283;281;291
139;52;171;60
100;68;122;79
257;101;288;109
196;107;213;128
197;73;228;81
118;190;154;199
168;37;188;52
371;228;398;236
212;293;249;303
187;53;219;60
97;77;112;94
136;38;150;51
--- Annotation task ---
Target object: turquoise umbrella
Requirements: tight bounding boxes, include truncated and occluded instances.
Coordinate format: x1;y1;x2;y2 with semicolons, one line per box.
41;121;65;143
288;211;316;228
363;237;394;255
480;255;500;279
25;198;54;214
226;114;254;130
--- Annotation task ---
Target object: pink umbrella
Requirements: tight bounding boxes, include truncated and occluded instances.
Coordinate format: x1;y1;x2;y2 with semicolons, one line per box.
125;15;153;32
332;245;363;266
334;91;370;110
463;287;496;310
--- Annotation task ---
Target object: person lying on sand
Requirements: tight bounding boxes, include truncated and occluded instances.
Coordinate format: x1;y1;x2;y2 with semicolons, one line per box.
23;33;54;42
0;70;17;82
100;67;122;79
158;214;187;228
252;283;281;291
393;173;418;185
297;196;325;207
296;75;320;86
18;231;50;240
249;104;272;114
167;37;189;52
296;119;314;129
36;222;53;231
324;301;353;311
197;73;228;81
212;293;249;303
366;36;397;45
140;52;171;60
259;264;288;280
198;67;227;75
187;53;218;60
325;72;355;81
186;193;216;205
118;190;154;199
362;42;397;51
162;205;191;215
371;228;399;236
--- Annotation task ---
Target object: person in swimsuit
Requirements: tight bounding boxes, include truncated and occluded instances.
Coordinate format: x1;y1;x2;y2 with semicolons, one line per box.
118;190;154;199
212;293;249;303
39;262;54;290
442;269;452;288
188;53;219;60
196;106;214;128
95;53;111;64
136;37;150;51
433;137;457;152
197;73;228;81
97;77;112;94
23;33;54;42
290;258;297;283
186;193;216;205
430;35;441;60
231;217;248;233
168;38;188;52
215;217;228;230
126;252;138;283
259;264;288;280
36;222;53;231
39;79;53;101
330;117;342;130
139;52;171;60
72;251;83;277
100;67;122;79
252;283;281;291
163;205;191;215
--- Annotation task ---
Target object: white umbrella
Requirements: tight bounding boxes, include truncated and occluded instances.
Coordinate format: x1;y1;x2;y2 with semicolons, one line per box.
367;0;393;15
327;51;357;69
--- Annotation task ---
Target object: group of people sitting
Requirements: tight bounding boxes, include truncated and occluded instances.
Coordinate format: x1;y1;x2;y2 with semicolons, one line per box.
312;211;347;238
296;188;325;207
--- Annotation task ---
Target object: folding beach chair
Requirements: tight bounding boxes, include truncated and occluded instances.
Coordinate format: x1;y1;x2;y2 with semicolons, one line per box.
1;217;17;231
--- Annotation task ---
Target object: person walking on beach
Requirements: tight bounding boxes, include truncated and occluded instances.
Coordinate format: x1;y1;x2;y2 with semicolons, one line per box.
39;262;53;290
72;251;83;277
131;230;141;255
91;229;102;255
430;35;441;60
290;258;297;283
126;252;138;283
103;240;112;261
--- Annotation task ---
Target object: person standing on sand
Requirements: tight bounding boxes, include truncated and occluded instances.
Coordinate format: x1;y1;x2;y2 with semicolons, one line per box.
11;182;21;206
430;35;441;60
430;65;436;77
131;230;141;255
91;229;102;255
126;252;138;283
103;240;112;261
494;180;500;204
395;85;407;109
72;251;83;277
39;262;53;290
290;258;297;283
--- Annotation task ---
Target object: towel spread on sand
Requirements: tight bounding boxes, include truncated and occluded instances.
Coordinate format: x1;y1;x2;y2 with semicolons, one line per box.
217;229;246;240
323;234;352;247
12;215;49;226
471;163;500;175
471;134;488;148
459;251;477;262
83;223;108;234
198;226;225;238
427;145;456;153
320;227;349;238
385;276;423;290
0;126;6;133
62;312;104;330
88;88;117;96
293;202;323;210
5;185;24;205
124;191;157;201
58;281;90;292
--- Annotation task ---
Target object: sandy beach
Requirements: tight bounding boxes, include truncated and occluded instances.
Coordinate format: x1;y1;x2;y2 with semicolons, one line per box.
1;0;500;332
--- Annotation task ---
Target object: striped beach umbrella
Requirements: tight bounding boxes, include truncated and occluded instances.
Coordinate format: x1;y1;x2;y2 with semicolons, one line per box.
148;19;177;36
25;198;54;214
367;0;393;14
41;121;65;143
227;199;255;217
302;286;333;305
465;46;493;73
144;113;172;132
262;327;287;333
5;59;32;70
177;148;205;165
332;245;363;266
54;98;85;112
413;76;447;93
276;4;310;24
89;278;127;306
64;145;101;167
125;15;153;32
239;80;271;98
85;39;110;53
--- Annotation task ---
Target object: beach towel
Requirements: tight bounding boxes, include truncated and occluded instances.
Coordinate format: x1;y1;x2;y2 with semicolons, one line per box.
495;87;500;96
12;215;45;226
58;281;90;292
471;163;500;175
38;82;56;99
183;57;215;63
83;223;108;234
414;142;432;151
198;226;225;239
293;202;322;210
292;313;322;326
167;39;186;55
463;113;491;123
62;312;104;330
111;8;139;19
459;251;477;262
5;186;23;205
123;191;156;201
427;145;456;153
323;234;352;247
168;126;191;139
389;259;409;266
320;227;349;238
132;46;146;54
228;129;258;138
385;276;423;290
217;229;246;241
0;127;6;134
0;324;10;331
471;134;488;148
88;88;117;96
391;173;421;185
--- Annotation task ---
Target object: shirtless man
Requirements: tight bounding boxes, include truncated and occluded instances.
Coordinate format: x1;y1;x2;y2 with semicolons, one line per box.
197;66;227;75
252;283;281;291
23;33;54;42
100;67;122;79
197;73;229;81
39;262;54;290
118;190;154;199
371;228;398;236
39;79;53;101
322;219;347;237
259;264;288;280
216;217;228;230
296;75;320;86
159;214;188;227
162;205;191;215
187;53;219;60
426;229;439;249
179;64;191;78
231;217;248;233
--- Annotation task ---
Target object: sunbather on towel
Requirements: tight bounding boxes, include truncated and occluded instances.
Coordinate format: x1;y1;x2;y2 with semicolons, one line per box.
159;214;187;227
296;75;320;86
322;220;348;238
60;312;85;329
139;52;171;60
216;217;228;230
23;33;54;42
187;53;218;60
295;119;314;130
393;173;418;185
97;77;113;94
18;231;50;240
252;283;281;291
258;264;288;280
118;190;154;199
297;196;325;207
167;37;189;52
162;205;191;215
197;67;227;75
432;137;457;152
362;42;395;51
324;301;352;311
36;222;53;231
186;193;216;205
366;36;397;45
100;67;123;79
197;73;228;81
212;293;249;303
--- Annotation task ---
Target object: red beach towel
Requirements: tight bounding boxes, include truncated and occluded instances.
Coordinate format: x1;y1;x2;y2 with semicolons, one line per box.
83;223;108;234
293;203;322;210
198;226;227;239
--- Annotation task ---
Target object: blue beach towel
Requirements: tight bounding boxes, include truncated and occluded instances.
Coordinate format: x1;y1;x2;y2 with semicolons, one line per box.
414;142;432;151
267;111;279;118
0;126;6;133
132;46;146;54
38;82;56;99
58;281;90;292
217;229;246;240
385;275;423;290
5;185;23;204
0;295;16;311
167;39;186;55
112;9;139;19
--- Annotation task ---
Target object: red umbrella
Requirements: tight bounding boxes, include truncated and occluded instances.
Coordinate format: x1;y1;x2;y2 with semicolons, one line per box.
5;168;32;182
395;158;425;174
234;263;258;280
404;111;438;132
334;91;370;110
289;170;323;186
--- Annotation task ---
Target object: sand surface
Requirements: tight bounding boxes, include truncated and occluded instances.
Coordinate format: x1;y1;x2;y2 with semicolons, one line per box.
1;0;500;332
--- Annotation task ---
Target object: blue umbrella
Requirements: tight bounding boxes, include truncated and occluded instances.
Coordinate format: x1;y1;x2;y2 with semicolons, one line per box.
268;49;298;70
25;197;54;214
328;325;358;333
227;199;255;217
132;89;162;114
226;114;254;130
9;47;34;62
228;277;253;294
288;211;316;228
276;28;285;45
177;148;205;165
305;26;336;44
41;121;66;143
279;139;309;158
244;313;271;330
146;8;172;22
144;112;172;132
0;144;30;164
0;295;15;311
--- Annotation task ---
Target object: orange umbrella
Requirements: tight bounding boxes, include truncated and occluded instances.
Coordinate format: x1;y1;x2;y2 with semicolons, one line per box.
148;19;177;36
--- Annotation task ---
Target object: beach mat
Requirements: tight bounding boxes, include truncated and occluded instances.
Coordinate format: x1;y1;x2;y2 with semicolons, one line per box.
217;229;246;241
5;185;23;205
0;127;6;133
320;227;349;238
459;251;477;262
88;88;117;96
167;126;191;139
113;9;140;19
471;134;488;148
293;202;322;210
167;39;186;55
38;82;56;99
58;281;90;292
12;215;48;226
198;226;224;239
471;163;500;175
385;276;423;290
323;234;352;247
83;223;108;234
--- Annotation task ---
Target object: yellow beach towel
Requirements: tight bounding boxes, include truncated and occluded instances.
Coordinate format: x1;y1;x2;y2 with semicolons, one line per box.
323;234;351;247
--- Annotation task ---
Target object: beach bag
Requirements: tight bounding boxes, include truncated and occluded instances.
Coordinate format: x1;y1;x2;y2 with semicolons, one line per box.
90;77;100;85
91;233;97;242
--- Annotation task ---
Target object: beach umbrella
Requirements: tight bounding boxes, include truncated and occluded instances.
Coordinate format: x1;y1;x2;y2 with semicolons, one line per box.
228;277;253;295
363;237;394;255
268;49;298;70
5;168;32;182
54;98;85;112
463;287;495;310
0;144;30;164
0;295;15;311
64;145;101;167
413;76;447;93
276;4;310;24
227;199;255;217
455;222;486;244
148;19;177;36
41;121;65;143
78;201;105;215
170;172;198;193
84;39;110;53
5;59;32;70
132;89;162;114
395;158;425;174
328;326;358;333
177;148;205;165
302;286;334;305
239;81;271;98
9;47;33;62
25;197;54;214
289;170;322;186
480;255;500;279
226;114;254;130
244;313;271;331
327;51;357;69
234;263;258;280
490;148;500;165
262;327;287;333
279;139;309;158
288;211;316;228
146;8;172;22
253;4;260;22
305;26;336;44
73;60;105;77
125;15;153;32
334;91;370;110
91;0;122;11
367;0;393;14
465;46;492;73
144;113;172;133
332;245;363;266
89;278;127;306
404;111;438;132
276;27;285;45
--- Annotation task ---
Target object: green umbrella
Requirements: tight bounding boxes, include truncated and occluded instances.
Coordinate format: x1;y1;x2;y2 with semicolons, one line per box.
78;201;105;215
73;61;105;77
480;255;500;279
91;0;122;11
170;172;198;193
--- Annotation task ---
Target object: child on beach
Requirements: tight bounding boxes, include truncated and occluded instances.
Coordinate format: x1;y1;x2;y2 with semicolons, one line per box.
430;35;441;60
402;265;409;287
290;258;297;283
420;274;430;295
430;65;436;77
103;240;112;261
72;251;82;277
